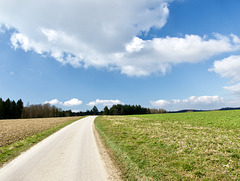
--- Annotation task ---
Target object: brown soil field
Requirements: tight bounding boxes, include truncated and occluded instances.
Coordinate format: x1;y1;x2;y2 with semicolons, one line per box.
0;117;80;147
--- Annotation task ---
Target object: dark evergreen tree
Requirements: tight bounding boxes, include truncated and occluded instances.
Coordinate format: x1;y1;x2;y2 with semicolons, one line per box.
10;100;17;119
16;99;24;118
103;106;109;115
91;106;99;115
4;98;11;119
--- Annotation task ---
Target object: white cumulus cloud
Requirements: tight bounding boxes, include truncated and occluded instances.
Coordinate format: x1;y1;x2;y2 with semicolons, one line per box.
1;0;240;76
119;34;239;76
44;98;82;107
63;98;83;107
150;99;169;107
150;96;224;110
210;55;240;96
209;55;240;82
44;99;61;105
87;99;123;106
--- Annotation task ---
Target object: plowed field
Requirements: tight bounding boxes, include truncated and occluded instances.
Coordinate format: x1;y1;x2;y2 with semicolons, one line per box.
0;117;80;147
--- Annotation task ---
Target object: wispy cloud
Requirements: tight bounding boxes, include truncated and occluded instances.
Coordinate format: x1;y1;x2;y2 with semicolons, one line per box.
223;83;240;95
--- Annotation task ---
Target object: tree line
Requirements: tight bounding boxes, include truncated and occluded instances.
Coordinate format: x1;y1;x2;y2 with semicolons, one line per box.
21;104;103;118
0;98;74;119
103;104;150;115
0;98;104;119
0;98;166;119
75;105;166;116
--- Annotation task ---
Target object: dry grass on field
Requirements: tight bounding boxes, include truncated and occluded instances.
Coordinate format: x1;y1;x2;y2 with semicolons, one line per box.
0;117;79;147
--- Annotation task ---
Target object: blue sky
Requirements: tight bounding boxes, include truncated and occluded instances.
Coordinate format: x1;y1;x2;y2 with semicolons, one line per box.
1;0;240;111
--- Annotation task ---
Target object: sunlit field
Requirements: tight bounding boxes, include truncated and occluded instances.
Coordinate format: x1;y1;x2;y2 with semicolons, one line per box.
95;111;240;180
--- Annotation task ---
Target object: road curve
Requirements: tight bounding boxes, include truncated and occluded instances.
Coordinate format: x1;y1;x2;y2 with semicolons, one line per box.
0;116;108;181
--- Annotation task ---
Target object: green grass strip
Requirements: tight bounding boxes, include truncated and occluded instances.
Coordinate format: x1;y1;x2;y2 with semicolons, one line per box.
0;117;83;167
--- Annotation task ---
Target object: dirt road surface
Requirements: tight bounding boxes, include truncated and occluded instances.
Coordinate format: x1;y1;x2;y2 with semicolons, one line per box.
0;116;109;181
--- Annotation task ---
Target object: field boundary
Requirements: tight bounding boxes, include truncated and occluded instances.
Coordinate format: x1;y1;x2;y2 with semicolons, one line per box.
94;116;148;180
93;120;122;180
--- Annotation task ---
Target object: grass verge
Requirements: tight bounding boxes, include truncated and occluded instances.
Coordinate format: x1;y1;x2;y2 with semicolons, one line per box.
94;111;240;180
0;117;83;167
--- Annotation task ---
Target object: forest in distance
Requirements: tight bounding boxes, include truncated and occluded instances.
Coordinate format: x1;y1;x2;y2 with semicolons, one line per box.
0;98;167;119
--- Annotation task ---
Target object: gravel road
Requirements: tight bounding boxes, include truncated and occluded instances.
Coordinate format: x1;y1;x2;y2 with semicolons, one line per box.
0;116;109;181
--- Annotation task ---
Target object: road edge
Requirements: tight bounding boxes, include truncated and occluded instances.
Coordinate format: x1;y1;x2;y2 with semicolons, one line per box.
92;121;122;181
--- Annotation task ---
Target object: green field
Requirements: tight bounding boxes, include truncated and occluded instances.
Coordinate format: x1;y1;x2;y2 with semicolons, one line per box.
95;111;240;180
